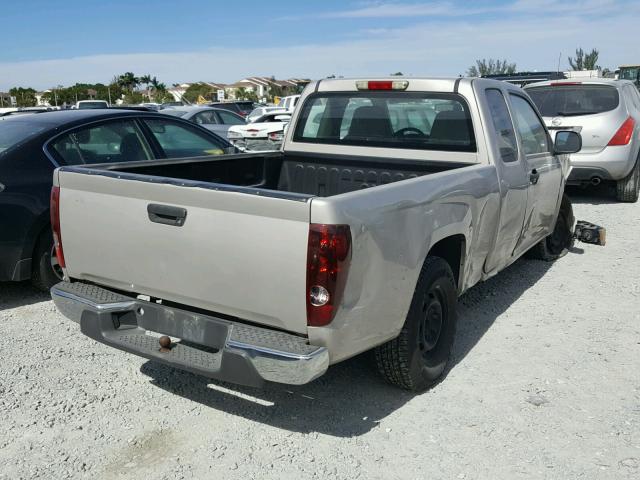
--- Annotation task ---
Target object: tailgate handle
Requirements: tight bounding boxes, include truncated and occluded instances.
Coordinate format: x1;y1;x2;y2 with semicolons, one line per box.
147;204;187;227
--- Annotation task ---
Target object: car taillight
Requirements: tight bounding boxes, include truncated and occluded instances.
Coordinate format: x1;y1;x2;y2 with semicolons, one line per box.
608;116;635;146
356;80;409;91
50;186;66;269
306;224;351;327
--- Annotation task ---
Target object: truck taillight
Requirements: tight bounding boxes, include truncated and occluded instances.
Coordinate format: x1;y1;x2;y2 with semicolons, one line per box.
608;116;635;146
306;224;351;327
50;186;66;269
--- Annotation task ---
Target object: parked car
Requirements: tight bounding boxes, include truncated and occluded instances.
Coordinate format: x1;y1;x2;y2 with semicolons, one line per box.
277;94;300;112
618;64;640;89
51;78;594;393
0;109;233;290
75;100;109;109
246;106;287;123
161;106;245;140
138;103;162;111
525;78;640;202
227;111;291;150
160;101;185;109
207;101;255;118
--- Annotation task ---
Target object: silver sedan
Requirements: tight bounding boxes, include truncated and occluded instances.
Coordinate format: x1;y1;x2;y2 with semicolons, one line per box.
161;106;245;140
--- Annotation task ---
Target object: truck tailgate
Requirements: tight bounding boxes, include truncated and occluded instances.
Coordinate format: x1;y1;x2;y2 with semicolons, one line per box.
56;170;311;334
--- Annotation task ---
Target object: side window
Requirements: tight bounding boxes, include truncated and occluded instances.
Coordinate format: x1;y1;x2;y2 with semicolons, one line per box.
49;120;152;165
301;99;328;138
144;118;225;158
216;110;245;125
509;94;550;155
485;89;518;163
193;111;218;125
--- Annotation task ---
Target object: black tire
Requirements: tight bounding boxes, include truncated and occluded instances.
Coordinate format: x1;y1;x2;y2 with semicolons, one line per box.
526;193;575;262
375;256;458;391
616;159;639;203
31;230;63;292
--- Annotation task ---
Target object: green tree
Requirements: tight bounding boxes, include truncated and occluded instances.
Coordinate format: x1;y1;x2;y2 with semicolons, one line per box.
568;48;600;71
41;82;124;106
467;59;517;77
9;87;37;107
123;91;144;104
117;72;140;92
268;84;286;102
140;74;152;101
235;87;258;102
183;82;214;103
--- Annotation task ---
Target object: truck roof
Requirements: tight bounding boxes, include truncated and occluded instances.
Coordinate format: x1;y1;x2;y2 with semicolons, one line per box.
313;77;468;93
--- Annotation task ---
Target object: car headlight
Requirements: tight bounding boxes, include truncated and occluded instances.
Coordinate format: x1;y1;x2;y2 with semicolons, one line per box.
227;131;242;139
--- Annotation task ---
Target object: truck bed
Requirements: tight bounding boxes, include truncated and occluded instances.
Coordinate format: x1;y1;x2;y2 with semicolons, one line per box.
94;152;470;198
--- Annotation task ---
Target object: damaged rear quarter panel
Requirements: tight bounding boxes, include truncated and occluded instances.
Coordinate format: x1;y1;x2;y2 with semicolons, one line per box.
307;163;500;362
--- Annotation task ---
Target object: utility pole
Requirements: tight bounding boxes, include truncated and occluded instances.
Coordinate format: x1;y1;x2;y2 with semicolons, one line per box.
557;52;562;73
108;86;112;106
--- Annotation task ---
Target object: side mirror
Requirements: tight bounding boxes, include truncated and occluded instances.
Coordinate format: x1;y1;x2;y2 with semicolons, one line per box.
554;130;582;154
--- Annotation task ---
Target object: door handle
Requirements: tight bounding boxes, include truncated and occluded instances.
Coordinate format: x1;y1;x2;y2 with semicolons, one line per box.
147;204;187;227
529;169;540;185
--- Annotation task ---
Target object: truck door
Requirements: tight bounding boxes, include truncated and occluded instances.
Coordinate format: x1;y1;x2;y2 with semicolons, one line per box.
482;88;529;274
507;93;563;256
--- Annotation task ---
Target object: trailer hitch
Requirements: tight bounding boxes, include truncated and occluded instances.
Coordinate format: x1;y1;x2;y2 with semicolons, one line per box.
574;220;606;246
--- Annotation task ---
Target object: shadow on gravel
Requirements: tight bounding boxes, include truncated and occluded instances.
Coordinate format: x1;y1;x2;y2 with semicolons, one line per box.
139;254;566;437
0;281;50;311
565;183;618;205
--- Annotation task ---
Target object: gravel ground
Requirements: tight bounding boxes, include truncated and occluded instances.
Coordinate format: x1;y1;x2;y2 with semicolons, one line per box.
1;187;639;480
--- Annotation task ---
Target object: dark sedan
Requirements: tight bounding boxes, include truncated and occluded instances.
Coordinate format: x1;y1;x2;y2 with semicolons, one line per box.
0;109;233;290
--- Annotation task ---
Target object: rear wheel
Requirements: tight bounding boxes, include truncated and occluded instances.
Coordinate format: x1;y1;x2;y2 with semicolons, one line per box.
616;160;639;203
526;193;575;261
31;230;63;292
375;256;458;391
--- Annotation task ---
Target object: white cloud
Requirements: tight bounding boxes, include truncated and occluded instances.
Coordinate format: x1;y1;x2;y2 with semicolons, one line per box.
315;2;482;18
286;0;633;19
1;8;638;90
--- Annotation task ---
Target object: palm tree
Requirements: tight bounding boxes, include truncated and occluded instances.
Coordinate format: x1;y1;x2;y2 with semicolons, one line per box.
151;77;166;91
117;72;140;92
139;74;152;101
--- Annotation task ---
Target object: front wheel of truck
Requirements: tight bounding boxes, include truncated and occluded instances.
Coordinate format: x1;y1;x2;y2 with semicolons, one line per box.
526;193;575;262
375;256;458;392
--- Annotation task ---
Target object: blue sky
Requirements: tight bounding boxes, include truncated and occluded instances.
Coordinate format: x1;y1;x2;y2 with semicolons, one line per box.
1;0;639;90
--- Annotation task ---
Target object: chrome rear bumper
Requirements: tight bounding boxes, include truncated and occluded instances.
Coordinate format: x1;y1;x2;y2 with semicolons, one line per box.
51;282;328;387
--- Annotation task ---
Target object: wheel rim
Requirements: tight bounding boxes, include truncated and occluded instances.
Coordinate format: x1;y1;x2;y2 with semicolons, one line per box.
50;245;64;280
418;287;445;355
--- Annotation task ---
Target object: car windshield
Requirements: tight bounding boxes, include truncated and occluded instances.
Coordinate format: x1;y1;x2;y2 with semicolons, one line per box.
255;113;289;123
527;84;619;117
0;120;47;154
293;92;476;152
237;102;254;113
162;110;189;118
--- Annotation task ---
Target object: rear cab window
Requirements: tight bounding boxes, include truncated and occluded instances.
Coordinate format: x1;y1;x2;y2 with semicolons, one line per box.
527;84;620;117
485;89;518;162
293;92;476;152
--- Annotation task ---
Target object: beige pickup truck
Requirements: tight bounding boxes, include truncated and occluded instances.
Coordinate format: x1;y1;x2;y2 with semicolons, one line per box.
51;77;594;391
